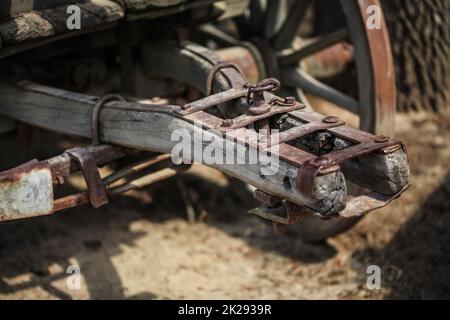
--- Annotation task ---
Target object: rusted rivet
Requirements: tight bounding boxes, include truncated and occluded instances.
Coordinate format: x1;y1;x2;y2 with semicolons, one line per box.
323;116;339;124
56;176;65;185
222;119;234;127
284;96;295;104
375;135;389;143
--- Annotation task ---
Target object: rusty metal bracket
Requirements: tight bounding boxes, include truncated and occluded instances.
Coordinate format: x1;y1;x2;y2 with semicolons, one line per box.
176;77;407;206
217;102;303;131
0;145;178;220
294;142;403;199
296;157;340;198
252;189;312;234
339;183;410;218
285;109;404;198
176;87;248;116
270;116;345;147
65;148;108;208
248;200;313;235
294;137;404;198
249;184;410;230
206;62;244;96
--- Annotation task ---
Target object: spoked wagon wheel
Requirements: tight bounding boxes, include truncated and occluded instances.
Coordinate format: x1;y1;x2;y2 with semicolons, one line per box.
198;0;397;241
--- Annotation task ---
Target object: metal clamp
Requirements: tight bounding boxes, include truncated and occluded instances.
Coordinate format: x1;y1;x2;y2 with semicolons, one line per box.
206;62;244;96
91;94;125;146
65;148;108;208
296;156;339;199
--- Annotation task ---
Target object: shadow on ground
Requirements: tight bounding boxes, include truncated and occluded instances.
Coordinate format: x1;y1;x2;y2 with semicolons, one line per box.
353;172;450;299
0;129;336;299
0;194;157;299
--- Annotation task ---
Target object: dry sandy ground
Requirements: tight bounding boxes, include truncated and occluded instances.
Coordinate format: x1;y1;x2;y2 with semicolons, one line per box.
0;111;449;300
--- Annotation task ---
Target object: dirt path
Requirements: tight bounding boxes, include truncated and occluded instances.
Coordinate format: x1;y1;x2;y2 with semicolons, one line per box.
0;111;449;299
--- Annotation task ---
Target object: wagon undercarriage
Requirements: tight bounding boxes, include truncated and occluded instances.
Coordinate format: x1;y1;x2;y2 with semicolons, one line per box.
0;0;410;237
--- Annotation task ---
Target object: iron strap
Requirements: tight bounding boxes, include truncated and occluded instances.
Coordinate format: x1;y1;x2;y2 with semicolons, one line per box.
65;148;108;208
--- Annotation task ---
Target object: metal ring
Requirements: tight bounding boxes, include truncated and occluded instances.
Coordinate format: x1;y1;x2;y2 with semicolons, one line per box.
245;78;280;106
91;94;125;146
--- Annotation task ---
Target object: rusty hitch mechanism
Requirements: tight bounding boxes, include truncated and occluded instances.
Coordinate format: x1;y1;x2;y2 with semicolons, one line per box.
0;145;124;221
0;71;409;226
174;75;410;232
250;185;409;235
0;144;187;221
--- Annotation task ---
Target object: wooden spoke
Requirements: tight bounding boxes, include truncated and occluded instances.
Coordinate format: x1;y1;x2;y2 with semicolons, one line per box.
282;68;359;114
197;24;240;47
263;0;287;38
279;28;350;66
271;0;312;50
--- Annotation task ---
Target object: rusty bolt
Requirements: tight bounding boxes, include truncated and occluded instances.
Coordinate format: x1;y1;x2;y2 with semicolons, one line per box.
55;176;65;185
284;96;295;104
323;116;339;124
221;119;234;127
375;135;389;143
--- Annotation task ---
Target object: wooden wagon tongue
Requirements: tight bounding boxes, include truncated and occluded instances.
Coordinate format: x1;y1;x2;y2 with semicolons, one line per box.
0;78;409;226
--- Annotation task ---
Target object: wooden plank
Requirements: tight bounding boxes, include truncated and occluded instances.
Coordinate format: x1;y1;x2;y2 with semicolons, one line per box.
0;1;74;18
0;0;124;45
0;81;348;216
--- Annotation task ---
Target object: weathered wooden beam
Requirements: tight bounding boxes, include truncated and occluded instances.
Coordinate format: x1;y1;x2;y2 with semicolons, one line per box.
0;81;348;216
0;0;123;45
282;112;409;195
140;41;409;196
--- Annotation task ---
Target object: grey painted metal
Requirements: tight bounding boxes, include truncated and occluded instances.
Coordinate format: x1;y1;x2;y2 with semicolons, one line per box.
0;162;53;221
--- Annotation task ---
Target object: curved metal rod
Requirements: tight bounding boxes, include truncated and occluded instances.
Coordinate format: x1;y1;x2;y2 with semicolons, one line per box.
249;0;264;35
282;68;359;114
206;62;244;95
263;0;287;38
271;0;312;50
197;24;240;47
91;94;125;146
279;28;350;66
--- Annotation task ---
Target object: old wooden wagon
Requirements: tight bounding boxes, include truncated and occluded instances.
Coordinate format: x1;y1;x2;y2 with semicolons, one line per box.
0;0;409;241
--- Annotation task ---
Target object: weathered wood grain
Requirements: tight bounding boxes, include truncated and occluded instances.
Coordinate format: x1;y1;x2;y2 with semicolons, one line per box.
0;0;123;45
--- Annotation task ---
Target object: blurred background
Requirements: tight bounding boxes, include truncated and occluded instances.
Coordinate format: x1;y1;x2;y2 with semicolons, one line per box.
0;0;449;299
